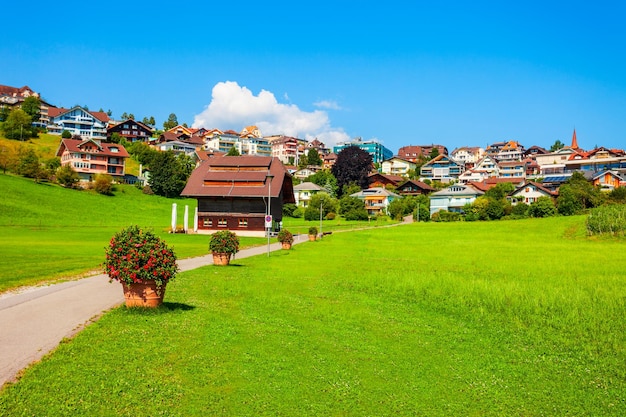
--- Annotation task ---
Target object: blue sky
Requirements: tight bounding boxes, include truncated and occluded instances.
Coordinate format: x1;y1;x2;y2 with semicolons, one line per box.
3;1;626;153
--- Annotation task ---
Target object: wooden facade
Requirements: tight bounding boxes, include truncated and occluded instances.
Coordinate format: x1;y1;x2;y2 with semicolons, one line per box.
182;156;295;234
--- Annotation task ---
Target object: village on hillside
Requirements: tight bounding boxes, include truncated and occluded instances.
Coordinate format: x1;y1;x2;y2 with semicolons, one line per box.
2;83;625;232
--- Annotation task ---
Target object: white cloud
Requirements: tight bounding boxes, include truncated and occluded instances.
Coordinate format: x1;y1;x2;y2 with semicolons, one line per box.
192;81;349;147
313;100;342;110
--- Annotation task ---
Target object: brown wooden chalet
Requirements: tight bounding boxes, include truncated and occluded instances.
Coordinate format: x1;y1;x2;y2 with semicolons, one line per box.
107;119;154;142
181;156;295;235
395;179;436;195
368;172;404;188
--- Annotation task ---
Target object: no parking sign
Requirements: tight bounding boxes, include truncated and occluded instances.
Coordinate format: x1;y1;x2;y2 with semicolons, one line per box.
265;215;272;228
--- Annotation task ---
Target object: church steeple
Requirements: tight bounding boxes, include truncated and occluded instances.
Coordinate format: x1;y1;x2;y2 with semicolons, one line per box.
571;129;579;150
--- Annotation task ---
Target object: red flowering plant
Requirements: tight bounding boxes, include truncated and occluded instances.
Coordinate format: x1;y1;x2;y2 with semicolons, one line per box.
209;230;240;256
103;225;178;289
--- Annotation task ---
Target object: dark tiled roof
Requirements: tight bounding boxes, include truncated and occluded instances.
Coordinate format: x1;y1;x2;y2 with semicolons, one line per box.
182;156;291;199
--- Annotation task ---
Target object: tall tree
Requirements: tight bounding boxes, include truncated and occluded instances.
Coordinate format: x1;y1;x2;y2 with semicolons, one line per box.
307;148;323;166
331;146;372;197
226;146;240;156
2;108;33;140
147;151;193;198
16;147;41;179
163;113;178;130
21;96;41;123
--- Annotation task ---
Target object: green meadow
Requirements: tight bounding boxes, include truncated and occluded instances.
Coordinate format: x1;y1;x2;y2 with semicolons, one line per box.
0;174;395;293
1;192;625;414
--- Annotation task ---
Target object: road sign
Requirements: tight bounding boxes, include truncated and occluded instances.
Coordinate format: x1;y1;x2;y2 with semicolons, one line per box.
265;215;272;228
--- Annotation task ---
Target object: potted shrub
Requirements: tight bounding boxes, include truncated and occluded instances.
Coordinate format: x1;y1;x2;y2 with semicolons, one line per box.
308;226;318;241
277;229;294;250
103;225;178;307
209;230;240;265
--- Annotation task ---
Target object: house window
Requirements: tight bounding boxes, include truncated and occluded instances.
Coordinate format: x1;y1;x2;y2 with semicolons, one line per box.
218;218;227;227
238;218;248;227
203;218;212;227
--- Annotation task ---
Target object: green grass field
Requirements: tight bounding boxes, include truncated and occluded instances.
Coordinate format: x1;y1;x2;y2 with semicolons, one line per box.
1;214;625;415
0;174;396;292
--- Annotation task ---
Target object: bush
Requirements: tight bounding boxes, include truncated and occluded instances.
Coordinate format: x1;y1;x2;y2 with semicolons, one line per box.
282;203;298;218
326;212;336;220
431;210;461;222
528;197;556;218
511;202;529;217
56;164;80;188
292;207;303;218
586;205;626;236
93;174;114;195
343;208;369;221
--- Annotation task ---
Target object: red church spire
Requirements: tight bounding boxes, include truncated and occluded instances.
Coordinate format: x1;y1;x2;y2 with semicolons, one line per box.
571;129;579;150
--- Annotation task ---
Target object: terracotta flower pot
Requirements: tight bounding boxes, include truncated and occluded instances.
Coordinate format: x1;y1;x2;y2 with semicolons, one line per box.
122;281;166;308
281;242;292;250
212;252;231;266
308;234;316;242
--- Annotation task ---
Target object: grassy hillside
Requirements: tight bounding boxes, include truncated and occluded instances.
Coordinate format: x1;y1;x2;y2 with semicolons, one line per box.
0;133;139;175
1;216;624;415
0;174;207;291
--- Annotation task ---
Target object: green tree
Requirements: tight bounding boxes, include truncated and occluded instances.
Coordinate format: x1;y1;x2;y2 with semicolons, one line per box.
56;164;80;188
511;202;530;217
0;105;10;122
485;183;515;200
307;149;323;166
332;146;372;197
529;197;556;218
61;130;72;139
16;147;41;179
93;174;114;195
550;140;565;152
21;96;41;123
429;147;440;159
2;108;33;140
339;195;368;220
341;182;362;197
304;192;338;221
557;171;602;215
147;151;193;198
127;141;159;167
226;146;240;156
44;157;61;179
308;170;338;197
163;113;178;130
120;112;129;120
608;186;626;204
109;132;124;144
298;154;309;168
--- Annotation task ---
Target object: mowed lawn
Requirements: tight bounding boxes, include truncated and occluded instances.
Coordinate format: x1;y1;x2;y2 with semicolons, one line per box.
1;216;625;416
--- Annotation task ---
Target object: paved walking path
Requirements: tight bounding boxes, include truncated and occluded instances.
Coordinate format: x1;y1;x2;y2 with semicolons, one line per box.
0;235;307;388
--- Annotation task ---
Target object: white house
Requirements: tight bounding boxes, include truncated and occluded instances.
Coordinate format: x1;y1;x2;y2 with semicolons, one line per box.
293;182;324;207
429;184;484;216
380;157;416;176
509;181;557;205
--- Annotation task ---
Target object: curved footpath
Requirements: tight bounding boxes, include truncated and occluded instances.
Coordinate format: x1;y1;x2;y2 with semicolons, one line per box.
0;235;308;388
